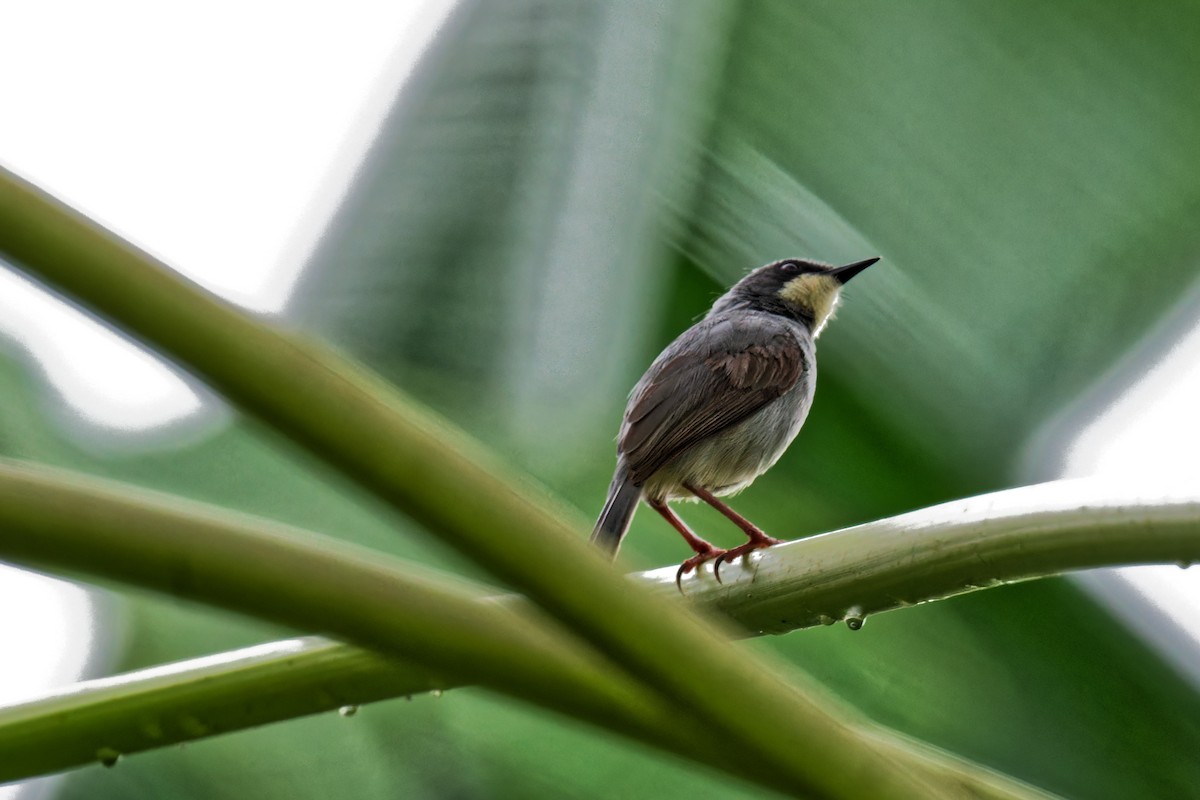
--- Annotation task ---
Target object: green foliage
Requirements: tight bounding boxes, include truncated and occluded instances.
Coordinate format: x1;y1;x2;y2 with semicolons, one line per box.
2;0;1200;798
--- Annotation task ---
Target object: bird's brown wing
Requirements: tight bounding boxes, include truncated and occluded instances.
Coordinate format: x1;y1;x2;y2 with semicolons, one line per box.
620;317;806;486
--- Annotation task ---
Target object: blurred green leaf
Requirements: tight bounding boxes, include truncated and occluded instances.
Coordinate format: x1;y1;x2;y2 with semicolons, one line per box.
293;1;1200;798
688;1;1200;474
4;0;1200;798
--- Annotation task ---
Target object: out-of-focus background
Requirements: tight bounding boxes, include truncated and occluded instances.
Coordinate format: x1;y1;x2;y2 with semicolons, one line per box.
3;1;1200;798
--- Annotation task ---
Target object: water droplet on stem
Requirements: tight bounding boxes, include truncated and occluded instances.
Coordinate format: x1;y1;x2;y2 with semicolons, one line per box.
844;606;865;631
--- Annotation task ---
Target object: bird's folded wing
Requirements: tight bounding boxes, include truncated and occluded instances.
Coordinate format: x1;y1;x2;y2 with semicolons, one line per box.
620;319;806;485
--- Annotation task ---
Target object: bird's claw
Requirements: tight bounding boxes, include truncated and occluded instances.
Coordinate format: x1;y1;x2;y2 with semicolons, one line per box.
674;548;728;592
712;536;784;582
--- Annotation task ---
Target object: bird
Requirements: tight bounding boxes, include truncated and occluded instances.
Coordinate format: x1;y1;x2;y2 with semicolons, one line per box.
591;256;878;586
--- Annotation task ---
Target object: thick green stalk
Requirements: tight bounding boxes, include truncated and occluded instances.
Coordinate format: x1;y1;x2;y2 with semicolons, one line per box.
5;473;1195;787
650;477;1200;633
4;476;1195;787
0;164;959;798
0;638;427;782
0;460;780;792
0;460;1056;798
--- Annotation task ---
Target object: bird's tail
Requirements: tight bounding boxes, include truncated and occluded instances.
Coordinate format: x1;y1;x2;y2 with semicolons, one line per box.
590;469;641;559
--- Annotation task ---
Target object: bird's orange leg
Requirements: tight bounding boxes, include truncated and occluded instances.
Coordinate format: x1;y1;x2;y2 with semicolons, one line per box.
648;498;726;590
686;483;782;580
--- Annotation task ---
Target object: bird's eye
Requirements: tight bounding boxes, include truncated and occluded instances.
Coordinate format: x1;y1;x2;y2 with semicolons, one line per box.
778;261;801;274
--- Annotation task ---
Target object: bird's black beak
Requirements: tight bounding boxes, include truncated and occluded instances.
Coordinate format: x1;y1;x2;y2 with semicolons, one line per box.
830;257;880;285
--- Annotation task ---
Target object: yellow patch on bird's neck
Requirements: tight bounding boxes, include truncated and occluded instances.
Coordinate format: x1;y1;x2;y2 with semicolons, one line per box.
779;274;842;335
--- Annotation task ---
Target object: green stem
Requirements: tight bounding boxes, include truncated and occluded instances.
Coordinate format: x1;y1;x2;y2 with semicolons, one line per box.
0;459;1055;798
643;477;1200;633
0;638;429;782
5;473;1191;788
0;460;779;792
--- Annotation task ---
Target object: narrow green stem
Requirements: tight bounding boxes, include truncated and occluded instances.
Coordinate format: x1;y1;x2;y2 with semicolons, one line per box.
0;459;1056;798
6;475;1197;783
0;638;431;783
0;460;783;793
5;474;1192;788
642;477;1200;633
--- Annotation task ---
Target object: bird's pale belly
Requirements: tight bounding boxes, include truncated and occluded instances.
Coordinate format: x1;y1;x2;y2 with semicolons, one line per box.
641;380;814;502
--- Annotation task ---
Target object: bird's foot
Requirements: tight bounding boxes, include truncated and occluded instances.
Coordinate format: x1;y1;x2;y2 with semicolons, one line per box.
713;535;783;582
675;545;728;592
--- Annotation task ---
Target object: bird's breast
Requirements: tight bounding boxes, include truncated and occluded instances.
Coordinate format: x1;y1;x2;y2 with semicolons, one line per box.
641;374;814;500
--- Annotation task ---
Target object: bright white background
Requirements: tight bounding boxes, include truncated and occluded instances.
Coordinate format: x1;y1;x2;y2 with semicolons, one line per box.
1055;296;1200;687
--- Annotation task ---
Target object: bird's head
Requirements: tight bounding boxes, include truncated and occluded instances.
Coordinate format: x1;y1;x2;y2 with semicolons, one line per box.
713;257;879;334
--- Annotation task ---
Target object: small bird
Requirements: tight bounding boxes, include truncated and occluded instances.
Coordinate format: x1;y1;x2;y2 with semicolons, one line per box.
591;256;878;585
